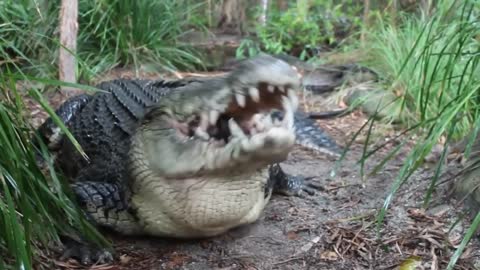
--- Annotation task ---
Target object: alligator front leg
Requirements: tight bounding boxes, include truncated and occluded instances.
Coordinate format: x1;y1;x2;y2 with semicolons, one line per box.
60;181;142;265
36;94;92;150
72;181;142;234
268;163;323;197
58;234;114;265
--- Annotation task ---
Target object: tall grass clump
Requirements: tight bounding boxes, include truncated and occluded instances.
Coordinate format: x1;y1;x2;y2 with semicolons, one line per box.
346;1;479;267
363;0;479;140
77;0;206;78
1;0;208;81
0;0;59;77
0;69;107;269
236;0;363;59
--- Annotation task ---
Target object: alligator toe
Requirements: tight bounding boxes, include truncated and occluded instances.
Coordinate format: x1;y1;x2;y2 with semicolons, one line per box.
268;164;324;198
59;236;114;265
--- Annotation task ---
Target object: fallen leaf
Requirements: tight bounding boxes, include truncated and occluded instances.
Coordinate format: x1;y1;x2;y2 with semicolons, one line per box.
165;252;189;269
287;231;299;240
119;254;132;265
319;250;338;261
398;255;422;270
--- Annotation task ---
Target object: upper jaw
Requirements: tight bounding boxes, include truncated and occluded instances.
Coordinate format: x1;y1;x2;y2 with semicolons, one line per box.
139;54;302;176
180;55;301;144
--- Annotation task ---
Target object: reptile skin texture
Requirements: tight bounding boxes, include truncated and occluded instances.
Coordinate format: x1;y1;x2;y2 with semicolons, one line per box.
38;78;342;234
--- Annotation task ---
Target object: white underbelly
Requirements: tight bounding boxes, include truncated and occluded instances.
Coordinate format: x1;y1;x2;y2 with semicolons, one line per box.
131;169;271;238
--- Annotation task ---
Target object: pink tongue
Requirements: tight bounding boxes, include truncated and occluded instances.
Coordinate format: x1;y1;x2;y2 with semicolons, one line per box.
167;119;190;135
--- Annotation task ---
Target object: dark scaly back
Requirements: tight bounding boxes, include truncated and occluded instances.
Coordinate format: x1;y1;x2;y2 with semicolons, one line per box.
56;78;189;183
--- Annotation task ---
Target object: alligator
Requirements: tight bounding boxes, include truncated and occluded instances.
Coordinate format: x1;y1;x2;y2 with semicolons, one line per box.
453;132;480;215
36;54;343;264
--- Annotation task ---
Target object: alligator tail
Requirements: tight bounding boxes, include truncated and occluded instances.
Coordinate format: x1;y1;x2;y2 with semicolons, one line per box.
307;108;351;119
272;109;343;158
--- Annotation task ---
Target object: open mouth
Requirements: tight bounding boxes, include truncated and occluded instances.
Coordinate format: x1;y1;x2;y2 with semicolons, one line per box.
174;82;299;146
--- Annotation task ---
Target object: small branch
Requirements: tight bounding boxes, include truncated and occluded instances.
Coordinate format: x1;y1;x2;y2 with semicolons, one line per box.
58;0;81;97
259;0;268;26
361;0;370;44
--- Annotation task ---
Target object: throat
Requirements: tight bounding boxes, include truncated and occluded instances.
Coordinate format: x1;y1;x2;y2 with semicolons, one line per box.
130;169;270;238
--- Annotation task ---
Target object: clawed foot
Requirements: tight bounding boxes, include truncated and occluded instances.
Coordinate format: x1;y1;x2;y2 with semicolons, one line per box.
59;236;114;265
269;164;323;198
275;175;323;197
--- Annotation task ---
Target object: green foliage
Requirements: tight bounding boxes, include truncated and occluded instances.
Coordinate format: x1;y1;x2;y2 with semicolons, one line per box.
77;0;206;80
0;69;108;269
363;0;479;140
0;0;58;77
447;211;480;270
338;1;479;268
236;0;363;59
0;0;207;81
256;7;323;56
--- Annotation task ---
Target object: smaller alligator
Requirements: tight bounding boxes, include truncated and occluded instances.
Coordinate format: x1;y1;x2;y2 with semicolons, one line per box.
221;53;379;95
453;132;480;215
36;54;343;264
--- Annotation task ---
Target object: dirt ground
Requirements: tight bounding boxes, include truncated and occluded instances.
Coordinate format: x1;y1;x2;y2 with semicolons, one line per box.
27;69;480;270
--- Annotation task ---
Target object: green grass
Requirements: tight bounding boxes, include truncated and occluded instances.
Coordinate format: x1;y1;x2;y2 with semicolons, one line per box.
236;0;364;60
0;0;208;82
0;68;108;270
0;1;207;268
77;0;207;80
337;1;479;268
362;0;479;140
0;0;58;77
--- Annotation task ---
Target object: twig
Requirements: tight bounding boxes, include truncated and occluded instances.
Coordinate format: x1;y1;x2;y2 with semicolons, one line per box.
272;256;302;265
326;210;377;224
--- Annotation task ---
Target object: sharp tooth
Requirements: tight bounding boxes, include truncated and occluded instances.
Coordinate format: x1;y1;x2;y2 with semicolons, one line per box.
228;118;246;139
267;85;275;93
278;85;285;92
281;97;294;130
209;110;220;125
194;127;210;141
235;94;246;107
287;89;299;109
199;112;209;130
248;87;260;102
252;114;265;131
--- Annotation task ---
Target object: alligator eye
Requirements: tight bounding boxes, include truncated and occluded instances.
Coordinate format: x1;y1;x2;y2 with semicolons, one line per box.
185;115;201;137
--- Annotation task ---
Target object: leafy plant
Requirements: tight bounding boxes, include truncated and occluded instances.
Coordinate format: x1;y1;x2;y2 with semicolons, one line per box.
236;0;363;59
337;1;479;268
256;7;323;56
77;0;207;79
0;68;108;270
0;0;209;81
362;0;479;139
0;0;59;77
236;38;262;59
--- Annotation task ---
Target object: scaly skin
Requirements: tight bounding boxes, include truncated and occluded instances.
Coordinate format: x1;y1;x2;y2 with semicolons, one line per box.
454;132;480;215
37;54;342;264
